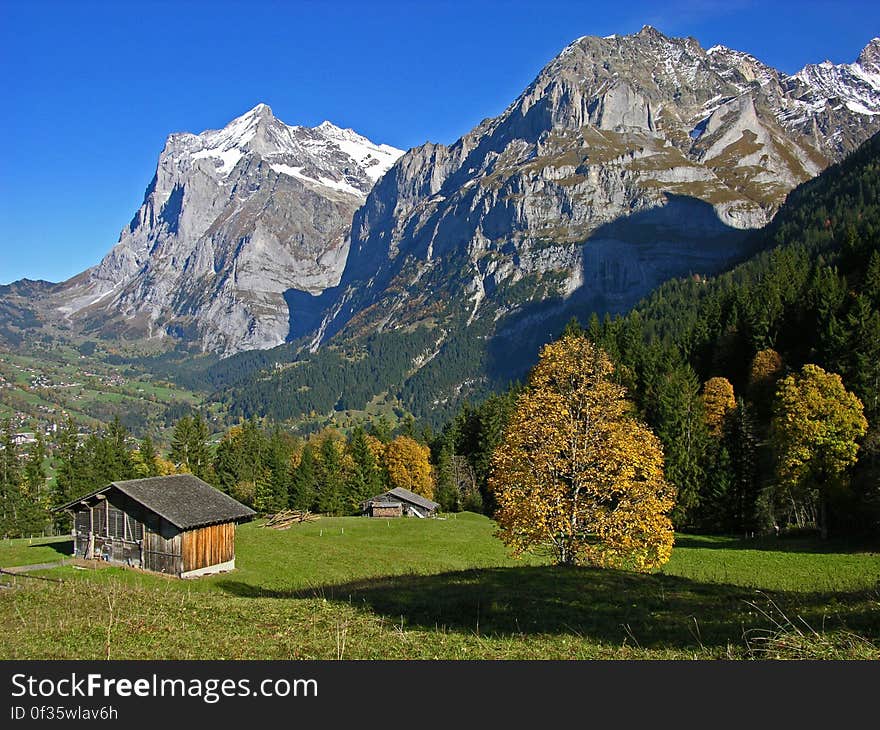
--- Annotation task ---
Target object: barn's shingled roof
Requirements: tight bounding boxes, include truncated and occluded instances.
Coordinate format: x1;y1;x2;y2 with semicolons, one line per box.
383;487;439;511
55;475;255;530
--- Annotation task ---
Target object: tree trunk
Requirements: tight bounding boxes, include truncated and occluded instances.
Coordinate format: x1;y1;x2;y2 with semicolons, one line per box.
819;493;828;540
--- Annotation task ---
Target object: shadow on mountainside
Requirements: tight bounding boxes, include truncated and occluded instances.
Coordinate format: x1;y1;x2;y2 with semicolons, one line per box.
284;286;341;343
215;564;878;649
282;194;756;373
485;194;757;383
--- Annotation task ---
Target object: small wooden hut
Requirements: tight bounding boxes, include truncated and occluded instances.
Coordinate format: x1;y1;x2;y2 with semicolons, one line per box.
56;475;255;578
362;487;439;518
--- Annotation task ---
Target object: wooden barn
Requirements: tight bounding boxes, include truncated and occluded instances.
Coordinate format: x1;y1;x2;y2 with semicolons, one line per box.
362;487;439;518
56;474;255;578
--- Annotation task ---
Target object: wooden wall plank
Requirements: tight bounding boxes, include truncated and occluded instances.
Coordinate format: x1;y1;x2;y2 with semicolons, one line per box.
182;522;235;572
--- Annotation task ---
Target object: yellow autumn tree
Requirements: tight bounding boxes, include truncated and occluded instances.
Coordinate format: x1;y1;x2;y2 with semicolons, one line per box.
750;348;783;386
701;377;736;437
749;348;783;401
383;435;434;500
364;434;387;464
489;334;675;570
771;364;867;538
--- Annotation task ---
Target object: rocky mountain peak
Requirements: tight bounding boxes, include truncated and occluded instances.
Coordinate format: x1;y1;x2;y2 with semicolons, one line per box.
858;37;880;74
222;101;276;132
318;29;880;362
246;102;273;117
637;24;664;38
791;40;880;127
5;31;880;363
33;105;404;354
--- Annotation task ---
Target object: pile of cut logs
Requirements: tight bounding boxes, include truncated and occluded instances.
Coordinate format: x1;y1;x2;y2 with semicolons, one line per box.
262;509;319;529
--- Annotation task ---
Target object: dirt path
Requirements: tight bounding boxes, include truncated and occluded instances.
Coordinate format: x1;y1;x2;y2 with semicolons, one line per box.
0;559;71;574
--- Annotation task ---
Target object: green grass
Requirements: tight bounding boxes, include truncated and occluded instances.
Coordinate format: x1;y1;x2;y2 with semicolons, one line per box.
0;535;71;567
663;534;880;592
216;514;543;593
1;516;878;660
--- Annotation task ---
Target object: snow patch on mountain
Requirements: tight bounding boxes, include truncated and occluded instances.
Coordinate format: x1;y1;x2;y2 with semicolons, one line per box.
179;104;404;184
313;121;404;182
793;47;880;118
269;163;365;198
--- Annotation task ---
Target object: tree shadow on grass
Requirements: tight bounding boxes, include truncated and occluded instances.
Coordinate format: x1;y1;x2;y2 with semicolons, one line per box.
216;565;879;650
673;535;880;555
28;540;73;557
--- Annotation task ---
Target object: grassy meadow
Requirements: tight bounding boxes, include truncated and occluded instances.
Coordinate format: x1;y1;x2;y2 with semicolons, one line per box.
1;513;878;660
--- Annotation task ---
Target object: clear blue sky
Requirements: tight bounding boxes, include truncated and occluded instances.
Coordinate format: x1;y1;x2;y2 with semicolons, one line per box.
1;0;878;284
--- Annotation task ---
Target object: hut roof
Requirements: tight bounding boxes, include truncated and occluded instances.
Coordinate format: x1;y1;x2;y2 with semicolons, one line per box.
383;487;439;511
55;474;256;530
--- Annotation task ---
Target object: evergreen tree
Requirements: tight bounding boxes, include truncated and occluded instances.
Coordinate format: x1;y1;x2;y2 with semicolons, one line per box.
398;415;419;441
18;433;49;535
474;393;515;514
264;428;294;513
0;420;22;536
213;431;238;494
252;466;277;514
433;443;460;512
726;398;763;535
170;414;213;481
238;419;267;485
346;425;382;512
699;442;735;532
843;295;880;419
586;313;603;350
811;265;849;371
0;423;47;537
316;437;346;515
83;433;113;486
653;365;709;528
106;416;135;481
135;435;161;478
0;419;19;490
188;413;212;480
52;417;84;528
290;444;317;511
169;416;194;471
368;415;394;443
561;316;583;338
23;432;47;495
864;250;880;308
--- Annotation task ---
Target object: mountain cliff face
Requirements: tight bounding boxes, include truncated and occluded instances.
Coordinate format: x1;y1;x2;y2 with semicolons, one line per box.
3;29;880;373
308;28;880;352
20;104;403;354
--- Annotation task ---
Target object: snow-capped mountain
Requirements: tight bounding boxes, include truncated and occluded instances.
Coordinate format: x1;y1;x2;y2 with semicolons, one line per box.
48;104;403;353
2;30;879;364
298;28;880;383
183;104;400;189
790;38;880;118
